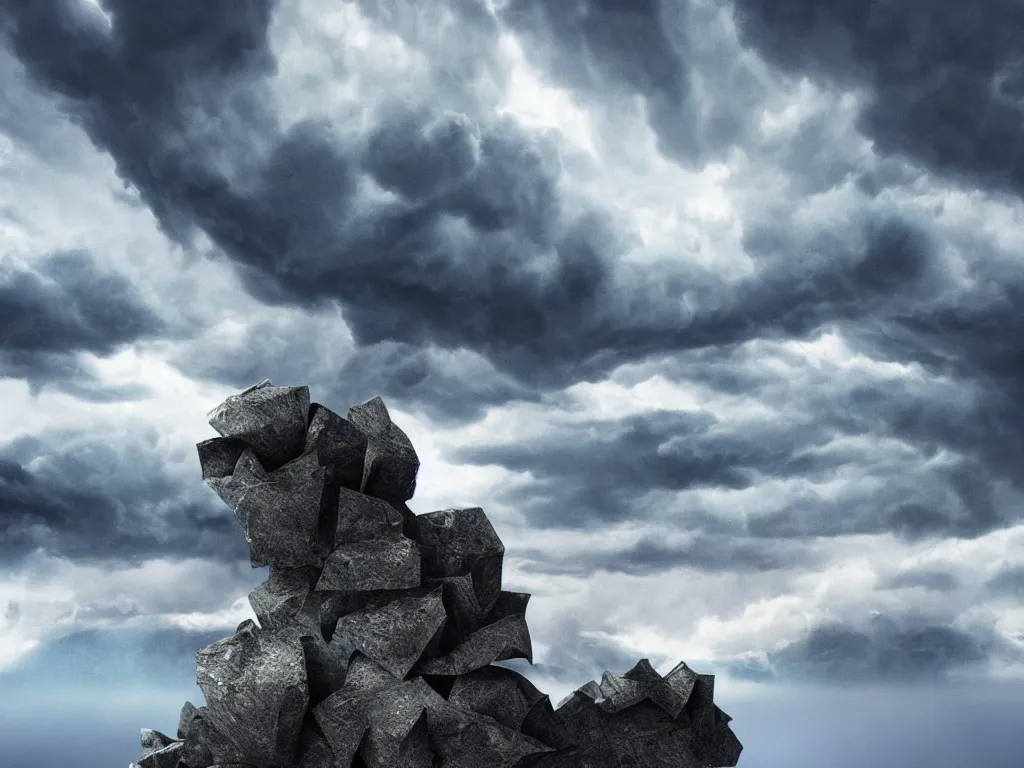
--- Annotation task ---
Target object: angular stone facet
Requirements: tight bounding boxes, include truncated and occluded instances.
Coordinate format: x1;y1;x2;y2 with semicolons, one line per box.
207;382;311;471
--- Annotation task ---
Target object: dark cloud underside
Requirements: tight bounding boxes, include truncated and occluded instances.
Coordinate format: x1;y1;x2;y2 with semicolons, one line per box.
0;432;247;565
0;250;164;394
5;0;992;401
732;0;1024;200
761;614;1014;684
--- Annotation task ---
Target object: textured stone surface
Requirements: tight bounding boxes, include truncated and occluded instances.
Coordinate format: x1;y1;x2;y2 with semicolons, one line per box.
195;620;309;766
207;380;310;471
131;383;743;768
315;535;422;592
447;665;546;731
333;588;447;679
196;437;249;480
130;739;183;768
334;486;404;543
417;507;504;614
347;396;419;502
304;403;368;492
237;450;338;568
414;613;533;675
293;718;335;768
247;565;321;630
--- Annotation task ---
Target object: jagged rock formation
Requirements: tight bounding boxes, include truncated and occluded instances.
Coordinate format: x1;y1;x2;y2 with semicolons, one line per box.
130;381;743;768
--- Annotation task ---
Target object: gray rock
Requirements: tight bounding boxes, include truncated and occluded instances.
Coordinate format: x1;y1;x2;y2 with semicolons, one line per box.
207;381;310;471
202;447;267;517
304;403;368;492
298;628;355;706
416;507;504;614
358;678;439;767
235;451;334;568
333;588;447;679
334;486;404;543
196;437;249;480
414;613;533;675
176;700;199;740
488;590;531;623
312;653;396;765
315;534;422;592
447;665;546;731
663;659;700;709
315;584;439;637
177;704;214;768
619;658;688;719
247;565;321;630
130;740;183;768
195;622;309;766
139;728;179;751
293;720;334;768
428;573;486;647
426;698;555;768
347;396;419;502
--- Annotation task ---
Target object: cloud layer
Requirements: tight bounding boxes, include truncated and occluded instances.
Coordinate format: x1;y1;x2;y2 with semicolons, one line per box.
2;7;1024;749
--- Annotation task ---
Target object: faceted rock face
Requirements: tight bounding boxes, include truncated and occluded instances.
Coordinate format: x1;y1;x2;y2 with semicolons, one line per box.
195;620;310;766
132;382;743;768
417;507;504;614
207;380;310;471
347;396;419;502
334;487;404;544
333;588;448;679
304;404;368;485
248;565;321;630
316;535;422;592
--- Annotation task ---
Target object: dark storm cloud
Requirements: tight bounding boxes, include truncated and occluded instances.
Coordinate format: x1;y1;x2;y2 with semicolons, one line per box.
3;0;949;405
0;250;164;355
985;565;1024;601
732;0;1024;200
0;431;248;565
500;0;734;165
514;532;821;576
0;43;92;170
840;285;1024;511
452;389;1022;540
452;409;755;528
881;569;961;593
169;311;538;424
760;614;1012;684
0;250;165;396
324;341;540;422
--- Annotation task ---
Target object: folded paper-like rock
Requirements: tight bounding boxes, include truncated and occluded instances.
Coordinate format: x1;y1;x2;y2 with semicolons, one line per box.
130;381;743;768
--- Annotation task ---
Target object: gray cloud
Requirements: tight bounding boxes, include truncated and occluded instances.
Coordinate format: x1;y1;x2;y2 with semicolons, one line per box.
0;250;165;395
0;431;247;565
452;393;1023;541
883;569;961;593
732;0;1024;200
4;0;964;409
763;613;1013;684
985;566;1024;601
515;532;822;576
499;0;765;165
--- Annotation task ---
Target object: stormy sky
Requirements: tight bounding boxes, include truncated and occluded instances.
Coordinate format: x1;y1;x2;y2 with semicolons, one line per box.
1;1;1023;766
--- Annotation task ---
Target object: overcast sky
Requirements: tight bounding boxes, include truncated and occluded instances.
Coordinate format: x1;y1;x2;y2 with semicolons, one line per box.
1;1;1024;767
